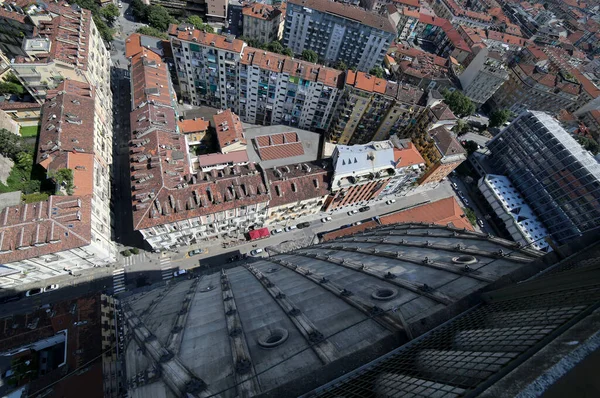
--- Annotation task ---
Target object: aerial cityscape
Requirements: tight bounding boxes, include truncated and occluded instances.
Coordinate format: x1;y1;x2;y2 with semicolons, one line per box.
0;0;599;397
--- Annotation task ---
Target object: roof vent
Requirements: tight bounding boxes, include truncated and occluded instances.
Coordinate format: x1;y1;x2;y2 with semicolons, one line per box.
258;328;289;348
452;255;477;264
371;288;398;301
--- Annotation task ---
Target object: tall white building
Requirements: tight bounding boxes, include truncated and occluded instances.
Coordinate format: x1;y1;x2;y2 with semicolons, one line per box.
458;48;509;105
283;0;396;72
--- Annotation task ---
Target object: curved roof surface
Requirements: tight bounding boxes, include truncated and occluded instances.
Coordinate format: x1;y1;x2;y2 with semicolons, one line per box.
122;223;542;397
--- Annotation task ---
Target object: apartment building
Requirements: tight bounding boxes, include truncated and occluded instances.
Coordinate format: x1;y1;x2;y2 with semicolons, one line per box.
283;0;396;71
169;26;245;110
329;70;425;145
150;0;228;23
242;2;285;44
265;160;331;224
365;0;420;14
458;48;509;105
390;44;454;91
428;0;494;28
418;126;466;184
0;4;35;58
324;141;397;211
0;81;117;289
379;138;426;197
238;47;343;130
128;48;270;251
169;26;343;132
11;2;112;132
487;110;600;244
490;63;582;115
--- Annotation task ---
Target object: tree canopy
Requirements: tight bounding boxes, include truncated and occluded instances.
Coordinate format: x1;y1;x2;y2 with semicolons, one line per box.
576;136;600;155
100;4;120;24
136;26;169;39
369;66;384;78
462;140;479;156
489;109;512;128
453;119;469;136
71;0;114;41
187;15;215;33
282;47;294;57
442;89;476;118
301;49;318;63
333;60;348;71
147;5;174;31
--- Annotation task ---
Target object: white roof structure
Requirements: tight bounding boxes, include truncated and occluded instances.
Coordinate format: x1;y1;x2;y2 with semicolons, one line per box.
332;141;395;176
479;174;551;251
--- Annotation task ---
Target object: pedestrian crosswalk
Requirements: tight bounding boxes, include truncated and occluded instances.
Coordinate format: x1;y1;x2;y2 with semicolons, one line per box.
160;257;173;280
113;268;126;294
123;253;144;267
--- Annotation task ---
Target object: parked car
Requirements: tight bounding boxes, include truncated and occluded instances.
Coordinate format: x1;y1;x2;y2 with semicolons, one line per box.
284;225;297;232
359;206;370;212
25;288;44;297
452;182;458;189
45;284;59;291
347;209;358;215
250;248;263;256
321;216;332;222
386;199;396;205
477;219;484;228
463;198;470;206
271;228;283;235
297;222;310;229
173;269;187;277
188;248;204;256
354;221;362;226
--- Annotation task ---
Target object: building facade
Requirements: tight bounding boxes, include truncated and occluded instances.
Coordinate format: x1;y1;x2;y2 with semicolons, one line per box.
418;126;466;184
265;160;331;225
379;138;426;197
128;47;270;251
242;3;285;44
329;70;425;145
324;141;397;211
458;48;509;105
283;0;396;72
170;27;343;132
487;110;600;244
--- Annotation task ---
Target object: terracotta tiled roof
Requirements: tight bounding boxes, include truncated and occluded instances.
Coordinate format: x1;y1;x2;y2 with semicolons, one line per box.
170;25;245;52
430;103;456;121
0;195;93;264
198;151;249;167
321;220;379;242
429;126;465;157
394;142;425;168
0;101;41;110
570;69;600;98
288;0;396;33
379;196;474;231
266;160;332;207
125;33;144;58
38;80;95;164
419;14;447;27
130;104;177;134
242;3;282;21
130;49;173;109
67;152;94;196
33;2;92;70
348;70;388;94
213;109;246;150
392;0;419;8
241;47;344;88
178;118;209;133
256;132;305;160
486;30;526;47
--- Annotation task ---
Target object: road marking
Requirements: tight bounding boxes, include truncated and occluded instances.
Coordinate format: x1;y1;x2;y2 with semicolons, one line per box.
113;268;126;293
160;257;173;280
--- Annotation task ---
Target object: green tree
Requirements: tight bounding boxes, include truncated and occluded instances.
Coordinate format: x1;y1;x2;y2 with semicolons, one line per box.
130;247;140;255
369;66;384;78
100;3;120;24
282;47;294;57
136;26;169;39
93;15;114;42
464;207;477;226
301;49;318;63
187;15;214;33
334;60;348;71
442;89;476;118
131;0;149;20
0;82;24;95
147;5;173;31
576;136;600;155
16;152;32;171
462;140;479;156
489;109;512;128
266;41;284;54
50;168;75;195
0;129;25;160
453;119;469;136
